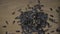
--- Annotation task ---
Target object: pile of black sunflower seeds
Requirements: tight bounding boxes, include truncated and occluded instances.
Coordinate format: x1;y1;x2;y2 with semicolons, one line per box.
15;0;50;34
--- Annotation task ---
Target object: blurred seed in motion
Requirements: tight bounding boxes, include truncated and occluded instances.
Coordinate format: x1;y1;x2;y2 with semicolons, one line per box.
16;30;20;32
47;33;50;34
41;5;44;7
50;8;53;11
58;6;60;9
27;4;32;9
5;21;8;24
5;31;8;34
13;20;15;24
56;9;59;13
50;15;54;17
15;16;19;19
50;30;54;33
12;12;15;15
3;26;7;28
56;28;60;32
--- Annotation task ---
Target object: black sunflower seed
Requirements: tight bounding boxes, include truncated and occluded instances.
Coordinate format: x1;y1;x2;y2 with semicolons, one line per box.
13;20;15;24
5;21;8;24
47;33;50;34
5;31;8;34
50;30;54;33
56;28;60;32
16;30;20;32
58;7;60;9
3;26;7;28
50;8;53;11
12;12;15;15
50;15;54;17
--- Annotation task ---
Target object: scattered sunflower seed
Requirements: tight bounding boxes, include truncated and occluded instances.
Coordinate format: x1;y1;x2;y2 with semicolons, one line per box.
3;26;7;28
16;30;20;32
12;12;15;15
5;21;8;24
50;8;53;11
